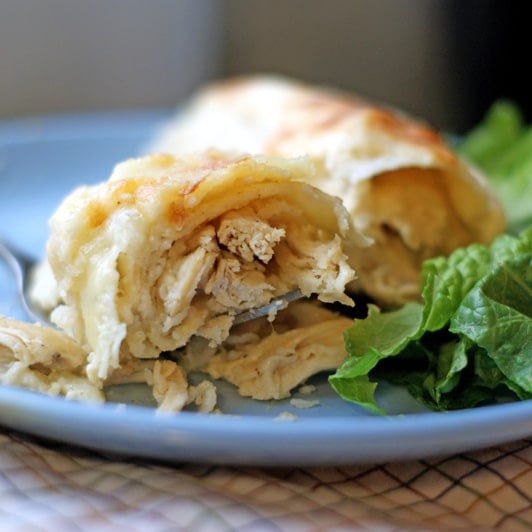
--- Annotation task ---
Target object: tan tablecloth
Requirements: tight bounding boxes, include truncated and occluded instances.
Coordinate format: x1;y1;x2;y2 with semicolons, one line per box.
1;428;530;531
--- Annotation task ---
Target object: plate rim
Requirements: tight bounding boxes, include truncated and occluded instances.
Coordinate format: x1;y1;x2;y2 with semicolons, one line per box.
1;383;531;466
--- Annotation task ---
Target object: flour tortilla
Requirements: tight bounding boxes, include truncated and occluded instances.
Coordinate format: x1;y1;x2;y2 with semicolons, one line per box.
148;75;506;306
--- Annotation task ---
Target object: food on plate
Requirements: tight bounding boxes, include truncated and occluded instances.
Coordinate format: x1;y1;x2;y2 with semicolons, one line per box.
0;316;102;402
148;75;506;307
15;151;366;409
181;300;353;400
0;314;218;412
1;80;525;416
330;227;532;413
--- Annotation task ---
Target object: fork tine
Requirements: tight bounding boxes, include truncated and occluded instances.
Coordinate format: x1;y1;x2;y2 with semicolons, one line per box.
232;289;305;325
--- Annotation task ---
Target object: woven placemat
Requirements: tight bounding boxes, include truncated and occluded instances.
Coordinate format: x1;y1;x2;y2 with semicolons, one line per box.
1;430;530;530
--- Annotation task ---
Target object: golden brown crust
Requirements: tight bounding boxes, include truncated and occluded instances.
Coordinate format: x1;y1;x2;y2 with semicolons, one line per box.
164;75;457;166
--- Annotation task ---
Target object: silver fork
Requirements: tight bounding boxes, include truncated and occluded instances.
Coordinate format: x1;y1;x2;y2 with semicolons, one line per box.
0;239;49;323
0;239;304;326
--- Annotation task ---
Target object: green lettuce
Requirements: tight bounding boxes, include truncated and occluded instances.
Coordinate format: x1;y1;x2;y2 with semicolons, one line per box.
329;229;532;413
458;99;524;169
458;100;532;233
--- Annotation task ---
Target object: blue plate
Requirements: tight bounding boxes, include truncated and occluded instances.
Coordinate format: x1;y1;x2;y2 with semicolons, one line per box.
0;111;530;466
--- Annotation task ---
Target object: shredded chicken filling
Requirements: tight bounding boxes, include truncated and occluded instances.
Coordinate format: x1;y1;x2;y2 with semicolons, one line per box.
129;199;354;359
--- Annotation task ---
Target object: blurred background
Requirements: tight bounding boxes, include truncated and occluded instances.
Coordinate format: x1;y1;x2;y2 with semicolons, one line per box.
0;0;529;133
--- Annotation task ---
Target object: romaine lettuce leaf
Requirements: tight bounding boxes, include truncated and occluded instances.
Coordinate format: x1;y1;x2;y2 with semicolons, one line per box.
421;230;532;331
459;100;524;170
329;303;423;414
451;254;532;395
329;229;532;413
458;100;532;233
